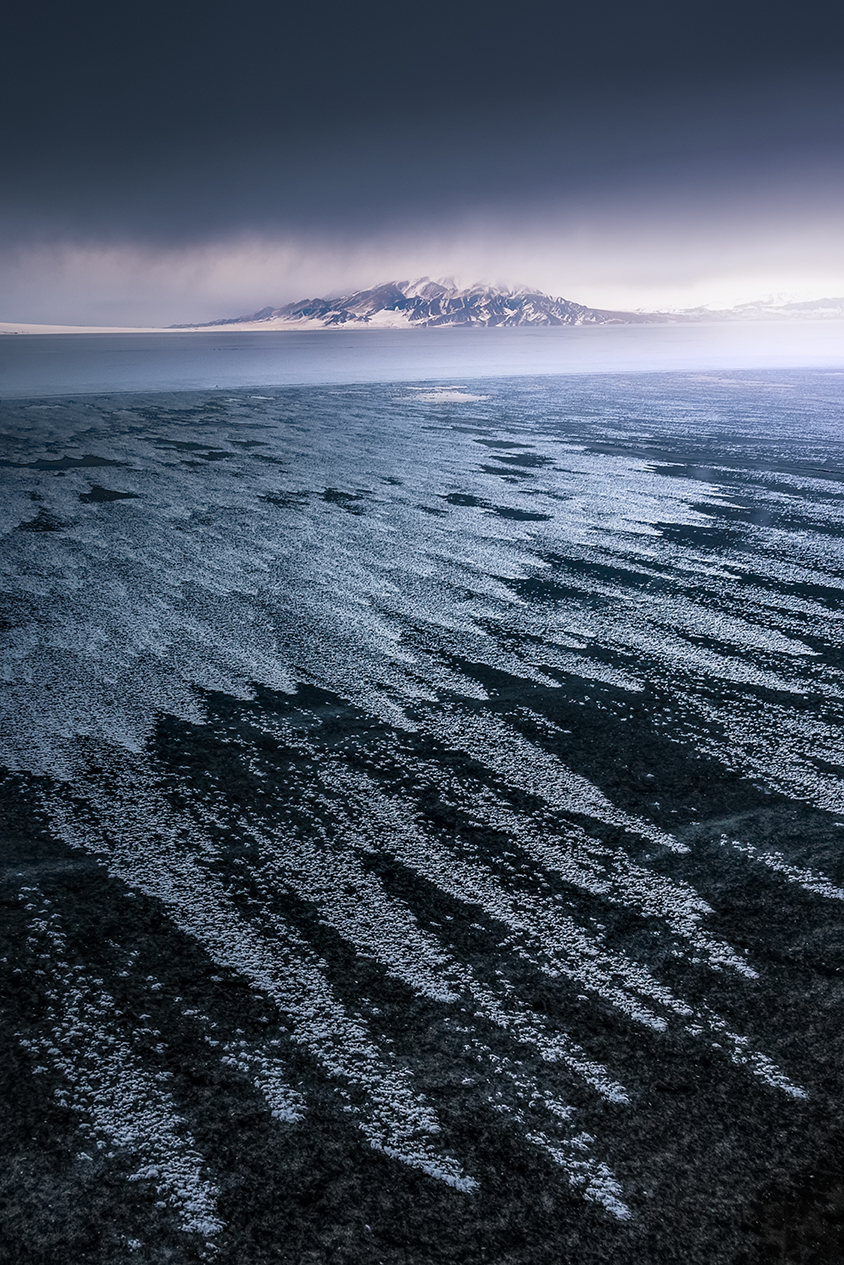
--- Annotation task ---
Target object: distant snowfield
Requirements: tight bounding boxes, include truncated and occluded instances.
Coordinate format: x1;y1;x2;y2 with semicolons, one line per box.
0;316;407;333
0;321;174;334
3;312;844;335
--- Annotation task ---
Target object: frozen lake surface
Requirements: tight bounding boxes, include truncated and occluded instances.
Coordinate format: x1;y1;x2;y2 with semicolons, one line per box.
0;367;843;1264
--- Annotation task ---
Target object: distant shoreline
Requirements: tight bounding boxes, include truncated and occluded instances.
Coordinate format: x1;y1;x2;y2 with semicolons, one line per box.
0;320;650;335
0;321;176;335
5;280;844;335
3;316;844;336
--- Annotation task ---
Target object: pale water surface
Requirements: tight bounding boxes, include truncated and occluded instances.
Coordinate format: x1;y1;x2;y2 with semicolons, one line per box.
1;321;844;397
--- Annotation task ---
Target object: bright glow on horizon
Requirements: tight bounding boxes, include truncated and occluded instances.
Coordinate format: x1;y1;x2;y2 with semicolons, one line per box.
2;209;844;326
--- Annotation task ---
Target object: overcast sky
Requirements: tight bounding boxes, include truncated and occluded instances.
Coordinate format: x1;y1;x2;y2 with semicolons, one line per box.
2;0;844;324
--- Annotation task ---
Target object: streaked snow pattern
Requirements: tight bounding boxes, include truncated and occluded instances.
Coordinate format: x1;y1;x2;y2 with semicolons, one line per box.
17;889;224;1240
1;370;843;1263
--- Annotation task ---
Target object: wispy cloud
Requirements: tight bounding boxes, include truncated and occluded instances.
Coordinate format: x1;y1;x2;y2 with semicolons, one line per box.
3;200;844;327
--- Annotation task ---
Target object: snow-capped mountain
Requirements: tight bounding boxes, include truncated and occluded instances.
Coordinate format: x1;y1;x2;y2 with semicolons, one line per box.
179;278;653;330
173;280;844;331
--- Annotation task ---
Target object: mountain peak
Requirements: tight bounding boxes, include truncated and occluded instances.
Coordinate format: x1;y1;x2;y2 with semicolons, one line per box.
174;283;844;331
185;280;649;330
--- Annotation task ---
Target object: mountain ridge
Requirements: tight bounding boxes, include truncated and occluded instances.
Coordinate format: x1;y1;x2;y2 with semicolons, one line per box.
173;278;656;330
172;279;844;331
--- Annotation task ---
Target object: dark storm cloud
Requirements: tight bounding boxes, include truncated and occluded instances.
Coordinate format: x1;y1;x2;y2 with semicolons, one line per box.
2;0;843;323
5;0;838;153
2;0;843;244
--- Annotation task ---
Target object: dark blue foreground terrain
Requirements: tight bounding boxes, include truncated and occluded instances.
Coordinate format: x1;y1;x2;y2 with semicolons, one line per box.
0;370;842;1264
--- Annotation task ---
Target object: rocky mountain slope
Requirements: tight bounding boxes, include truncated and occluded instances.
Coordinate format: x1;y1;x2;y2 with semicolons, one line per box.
179;278;655;329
